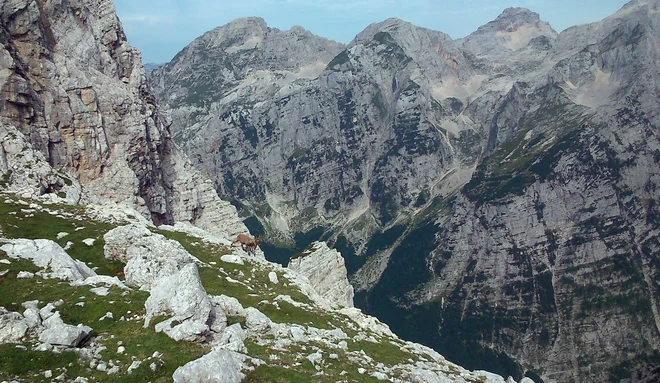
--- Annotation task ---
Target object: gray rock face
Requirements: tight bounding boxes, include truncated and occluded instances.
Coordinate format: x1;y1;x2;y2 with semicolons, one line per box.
0;0;247;238
0;239;96;281
152;1;660;381
150;15;482;245
172;348;246;383
287;241;354;308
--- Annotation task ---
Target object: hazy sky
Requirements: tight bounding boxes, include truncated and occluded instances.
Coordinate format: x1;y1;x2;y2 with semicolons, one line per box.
114;0;630;64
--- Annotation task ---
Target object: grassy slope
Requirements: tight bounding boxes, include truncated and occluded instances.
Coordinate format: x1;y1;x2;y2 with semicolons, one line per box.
0;194;469;383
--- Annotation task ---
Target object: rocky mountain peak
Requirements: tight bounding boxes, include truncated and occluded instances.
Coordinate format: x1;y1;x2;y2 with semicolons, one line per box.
459;6;557;58
201;17;268;49
496;7;542;26
149;16;344;108
352;17;452;48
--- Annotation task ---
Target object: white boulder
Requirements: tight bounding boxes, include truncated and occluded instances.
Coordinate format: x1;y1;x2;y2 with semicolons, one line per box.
210;295;246;317
172;349;246;383
0;309;28;343
144;263;211;341
39;324;92;347
245;307;272;334
216;323;247;353
0;239;96;281
103;224;196;290
220;254;244;265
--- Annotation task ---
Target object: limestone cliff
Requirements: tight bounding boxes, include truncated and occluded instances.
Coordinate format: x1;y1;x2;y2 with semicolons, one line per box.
0;0;246;238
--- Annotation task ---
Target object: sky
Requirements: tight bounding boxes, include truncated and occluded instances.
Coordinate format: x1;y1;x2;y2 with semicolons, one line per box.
113;0;631;64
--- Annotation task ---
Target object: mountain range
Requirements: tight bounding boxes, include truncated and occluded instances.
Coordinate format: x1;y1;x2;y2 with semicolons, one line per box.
147;1;660;381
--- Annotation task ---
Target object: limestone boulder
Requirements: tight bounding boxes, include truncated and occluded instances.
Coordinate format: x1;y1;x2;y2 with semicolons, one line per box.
0;239;96;281
144;263;212;341
38;324;92;347
0;308;28;343
103;224;195;290
245;307;272;334
172;349;247;383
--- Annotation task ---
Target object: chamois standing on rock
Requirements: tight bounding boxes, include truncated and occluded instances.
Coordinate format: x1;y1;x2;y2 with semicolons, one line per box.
232;234;260;255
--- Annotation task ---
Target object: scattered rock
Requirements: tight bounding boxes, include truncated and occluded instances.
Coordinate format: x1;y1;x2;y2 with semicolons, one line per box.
473;370;508;383
34;342;53;351
16;271;34;279
117;346;125;354
216;323;247;353
0;270;8;277
90;287;110;296
21;301;42;329
307;352;323;366
71;275;129;290
208;305;228;334
156;319;210;342
127;360;142;374
371;372;389;380
44;370;53;378
289;326;308;343
268;271;279;284
210;295;246;317
220;254;244;265
104;225;196;290
82;238;96;247
159;222;231;246
0;239;96;281
56;232;69;240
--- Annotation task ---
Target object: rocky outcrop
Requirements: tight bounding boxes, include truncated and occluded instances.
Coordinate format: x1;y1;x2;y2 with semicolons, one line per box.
287;241;354;308
103;224;195;290
0;239;96;281
144;263;212;342
0;0;246;238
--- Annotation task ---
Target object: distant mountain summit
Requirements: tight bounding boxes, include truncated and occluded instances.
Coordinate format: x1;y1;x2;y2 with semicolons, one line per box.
149;17;344;108
458;7;557;62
